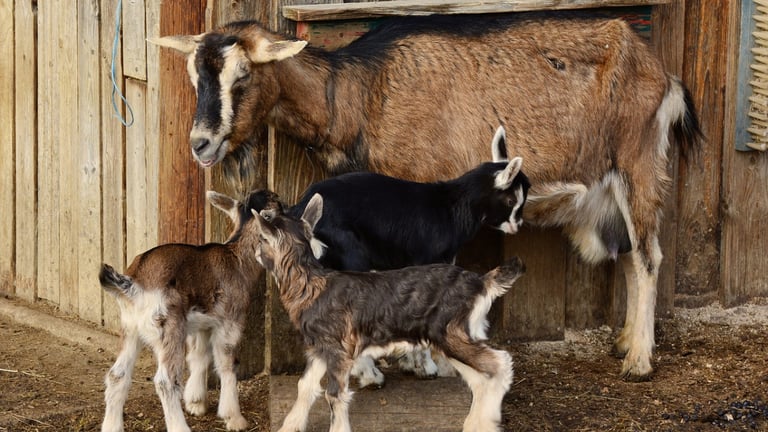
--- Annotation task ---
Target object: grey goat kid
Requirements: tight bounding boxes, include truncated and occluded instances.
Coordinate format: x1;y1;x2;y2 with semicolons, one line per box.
253;194;525;432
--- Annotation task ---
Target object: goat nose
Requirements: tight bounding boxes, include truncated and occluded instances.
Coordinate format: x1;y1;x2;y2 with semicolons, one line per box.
191;137;210;154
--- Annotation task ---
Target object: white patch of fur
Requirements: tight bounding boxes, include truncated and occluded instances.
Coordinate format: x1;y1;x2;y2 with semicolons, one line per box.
360;341;417;360
655;77;686;159
493;157;522;190
491;126;507;162
310;238;328;260
497;186;525;235
350;355;384;388
279;357;327;432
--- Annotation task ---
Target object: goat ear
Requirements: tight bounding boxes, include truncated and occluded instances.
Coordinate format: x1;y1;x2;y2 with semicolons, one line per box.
251;209;276;238
207;191;240;223
147;34;202;55
301;193;324;232
494;157;524;190
491;126;508;162
247;39;308;63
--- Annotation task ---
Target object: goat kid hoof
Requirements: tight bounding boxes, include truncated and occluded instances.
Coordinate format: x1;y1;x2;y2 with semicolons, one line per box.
620;359;654;382
185;400;207;416
225;415;249;431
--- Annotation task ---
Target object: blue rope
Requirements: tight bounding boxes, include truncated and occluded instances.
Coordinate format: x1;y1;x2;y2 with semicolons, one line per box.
110;0;134;127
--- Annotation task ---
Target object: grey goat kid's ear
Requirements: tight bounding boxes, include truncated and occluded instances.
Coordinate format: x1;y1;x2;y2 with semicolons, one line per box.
301;193;324;232
494;157;523;190
147;34;203;55
491;126;508;163
207;191;239;223
246;39;308;64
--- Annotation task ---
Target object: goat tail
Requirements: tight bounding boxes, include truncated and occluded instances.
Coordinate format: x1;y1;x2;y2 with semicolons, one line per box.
99;263;135;297
482;257;526;300
664;75;704;164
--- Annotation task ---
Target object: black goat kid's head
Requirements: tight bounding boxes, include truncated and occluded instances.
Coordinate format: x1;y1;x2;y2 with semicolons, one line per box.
485;126;530;235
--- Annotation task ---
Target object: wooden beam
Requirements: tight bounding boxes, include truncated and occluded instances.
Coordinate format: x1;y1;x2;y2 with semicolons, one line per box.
157;0;206;245
283;0;671;21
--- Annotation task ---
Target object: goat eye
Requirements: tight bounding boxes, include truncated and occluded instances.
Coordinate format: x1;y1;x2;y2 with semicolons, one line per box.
506;197;515;207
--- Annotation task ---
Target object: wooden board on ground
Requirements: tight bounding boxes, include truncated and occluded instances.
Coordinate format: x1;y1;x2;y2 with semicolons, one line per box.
270;372;471;431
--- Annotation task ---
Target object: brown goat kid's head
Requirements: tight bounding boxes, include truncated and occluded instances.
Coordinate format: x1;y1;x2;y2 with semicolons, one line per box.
150;24;307;168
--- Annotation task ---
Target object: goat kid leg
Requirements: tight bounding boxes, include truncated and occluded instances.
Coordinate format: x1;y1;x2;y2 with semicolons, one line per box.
448;347;512;432
350;355;384;389
618;238;661;381
279;356;327;432
212;325;248;431
398;347;439;379
102;329;141;432
326;364;354;432
614;252;638;358
184;331;211;416
153;325;191;432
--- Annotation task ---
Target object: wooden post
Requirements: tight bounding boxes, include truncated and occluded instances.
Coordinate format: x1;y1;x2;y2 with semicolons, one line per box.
157;1;206;245
0;0;15;295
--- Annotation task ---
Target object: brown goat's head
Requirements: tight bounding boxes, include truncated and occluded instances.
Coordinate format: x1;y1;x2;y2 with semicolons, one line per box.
150;22;307;168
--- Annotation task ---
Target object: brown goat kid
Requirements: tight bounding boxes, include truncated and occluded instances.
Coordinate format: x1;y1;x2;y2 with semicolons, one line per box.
99;192;262;432
253;194;525;432
152;13;703;381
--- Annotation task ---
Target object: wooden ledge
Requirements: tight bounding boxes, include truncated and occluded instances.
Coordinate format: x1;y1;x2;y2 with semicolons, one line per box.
283;0;671;22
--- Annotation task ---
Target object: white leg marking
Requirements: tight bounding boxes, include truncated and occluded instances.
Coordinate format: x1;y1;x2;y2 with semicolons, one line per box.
102;329;141;432
212;326;248;430
350;355;385;388
184;332;211;416
154;362;191;432
279;357;327;432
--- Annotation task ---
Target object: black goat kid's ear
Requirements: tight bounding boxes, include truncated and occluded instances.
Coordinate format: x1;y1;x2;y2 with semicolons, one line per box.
491;126;508;162
494;156;524;190
147;34;202;55
207;191;240;223
301;193;324;232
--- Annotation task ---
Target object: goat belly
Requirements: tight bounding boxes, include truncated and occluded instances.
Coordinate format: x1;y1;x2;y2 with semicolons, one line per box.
298;264;487;347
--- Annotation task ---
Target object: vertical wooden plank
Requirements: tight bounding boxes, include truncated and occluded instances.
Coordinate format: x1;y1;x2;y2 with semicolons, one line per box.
57;0;79;314
36;1;60;305
145;0;160;254
125;79;150;260
208;0;270;379
0;0;15;294
721;2;768;305
672;0;728;308
265;0;334;374
77;0;103;323
158;0;206;245
14;0;37;302
501;228;567;342
100;0;126;331
121;0;146;80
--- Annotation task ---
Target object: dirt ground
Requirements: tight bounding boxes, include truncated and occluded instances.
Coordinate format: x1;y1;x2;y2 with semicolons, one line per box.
1;297;767;432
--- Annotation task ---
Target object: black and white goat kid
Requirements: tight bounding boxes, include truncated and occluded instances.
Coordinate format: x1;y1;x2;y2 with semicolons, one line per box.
253;194;525;432
249;127;529;387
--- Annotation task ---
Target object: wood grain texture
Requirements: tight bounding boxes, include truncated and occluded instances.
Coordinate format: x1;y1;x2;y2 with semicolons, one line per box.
282;0;671;21
157;0;206;246
0;0;15;294
122;0;147;80
77;0;103;323
721;2;768;305
100;0;126;331
13;0;37;302
36;2;61;304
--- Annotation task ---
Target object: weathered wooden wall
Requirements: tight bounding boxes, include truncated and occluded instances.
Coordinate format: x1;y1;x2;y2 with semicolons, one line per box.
1;0;765;377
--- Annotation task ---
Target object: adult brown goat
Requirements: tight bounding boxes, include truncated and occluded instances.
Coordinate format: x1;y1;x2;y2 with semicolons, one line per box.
152;13;703;381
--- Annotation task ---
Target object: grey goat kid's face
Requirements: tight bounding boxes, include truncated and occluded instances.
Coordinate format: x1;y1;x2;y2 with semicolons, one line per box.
149;33;307;168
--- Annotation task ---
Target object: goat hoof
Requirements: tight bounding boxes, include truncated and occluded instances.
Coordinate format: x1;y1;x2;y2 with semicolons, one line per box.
225;414;249;431
620;356;653;382
185;400;207;416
